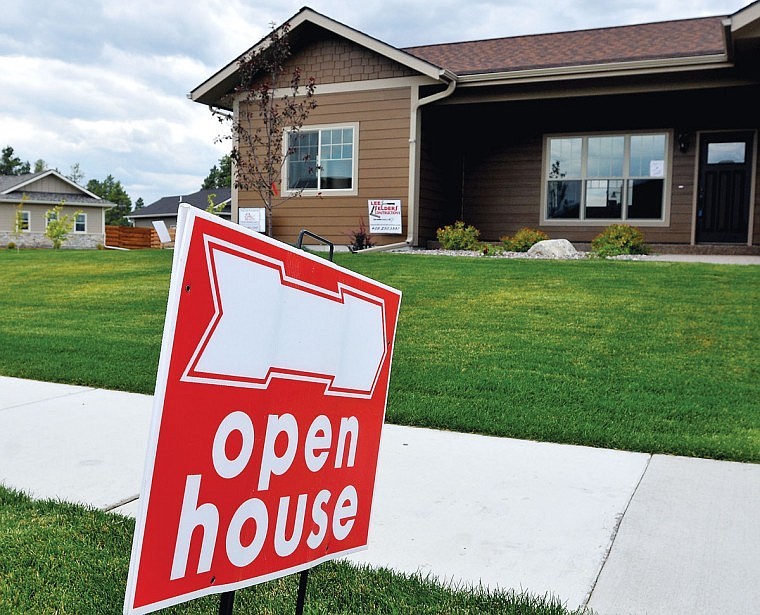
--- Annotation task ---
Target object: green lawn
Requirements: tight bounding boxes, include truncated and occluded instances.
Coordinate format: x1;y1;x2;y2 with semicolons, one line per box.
1;248;757;614
1;249;756;462
0;487;584;615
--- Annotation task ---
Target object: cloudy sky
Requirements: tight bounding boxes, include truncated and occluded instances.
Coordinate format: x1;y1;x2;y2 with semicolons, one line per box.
0;0;747;206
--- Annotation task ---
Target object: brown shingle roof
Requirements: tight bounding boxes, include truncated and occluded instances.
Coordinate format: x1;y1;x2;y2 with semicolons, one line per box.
403;16;727;76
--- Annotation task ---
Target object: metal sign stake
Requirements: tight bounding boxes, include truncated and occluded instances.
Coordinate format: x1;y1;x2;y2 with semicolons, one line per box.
219;590;235;615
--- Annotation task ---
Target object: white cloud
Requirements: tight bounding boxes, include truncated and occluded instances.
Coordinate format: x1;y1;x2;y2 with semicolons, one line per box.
0;0;749;206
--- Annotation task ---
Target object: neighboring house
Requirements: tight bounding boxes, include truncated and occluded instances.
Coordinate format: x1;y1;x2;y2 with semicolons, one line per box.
127;188;231;229
0;170;112;248
190;3;760;251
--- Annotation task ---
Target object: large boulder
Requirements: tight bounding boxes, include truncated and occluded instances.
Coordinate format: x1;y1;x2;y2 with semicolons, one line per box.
526;239;579;259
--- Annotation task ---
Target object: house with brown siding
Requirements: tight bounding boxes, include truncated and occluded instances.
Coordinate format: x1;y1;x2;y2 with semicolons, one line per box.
191;3;760;252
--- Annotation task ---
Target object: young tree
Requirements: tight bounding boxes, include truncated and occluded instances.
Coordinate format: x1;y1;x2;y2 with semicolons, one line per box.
10;195;28;251
45;204;81;249
1;146;31;175
87;175;133;226
216;22;317;236
202;154;232;189
134;197;145;210
67;162;85;185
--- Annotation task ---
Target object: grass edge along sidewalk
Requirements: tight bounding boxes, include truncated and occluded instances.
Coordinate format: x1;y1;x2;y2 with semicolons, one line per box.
0;486;589;614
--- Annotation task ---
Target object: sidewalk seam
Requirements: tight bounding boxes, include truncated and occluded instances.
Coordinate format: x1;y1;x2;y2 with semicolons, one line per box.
582;453;653;609
103;494;140;512
0;387;99;412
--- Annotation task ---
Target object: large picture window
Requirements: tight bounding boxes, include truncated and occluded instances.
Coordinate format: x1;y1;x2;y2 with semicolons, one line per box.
545;133;668;223
285;124;358;194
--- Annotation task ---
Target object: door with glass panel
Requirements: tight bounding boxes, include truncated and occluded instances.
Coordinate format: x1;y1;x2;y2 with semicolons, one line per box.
696;132;754;243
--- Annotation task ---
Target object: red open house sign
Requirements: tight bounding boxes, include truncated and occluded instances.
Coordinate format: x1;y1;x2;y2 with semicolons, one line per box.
124;206;401;614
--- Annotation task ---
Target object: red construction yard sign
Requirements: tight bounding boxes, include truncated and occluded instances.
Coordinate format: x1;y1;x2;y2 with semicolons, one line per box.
124;206;402;614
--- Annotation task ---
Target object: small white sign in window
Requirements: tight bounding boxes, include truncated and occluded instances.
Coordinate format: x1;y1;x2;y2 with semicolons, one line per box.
649;160;664;178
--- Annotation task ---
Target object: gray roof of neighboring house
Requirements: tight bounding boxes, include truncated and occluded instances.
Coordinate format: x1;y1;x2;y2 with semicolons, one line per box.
128;188;231;218
0;171;113;208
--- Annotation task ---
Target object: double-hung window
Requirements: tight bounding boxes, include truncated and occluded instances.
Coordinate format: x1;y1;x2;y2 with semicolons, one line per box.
284;124;358;194
18;211;30;232
545;133;669;224
75;213;86;232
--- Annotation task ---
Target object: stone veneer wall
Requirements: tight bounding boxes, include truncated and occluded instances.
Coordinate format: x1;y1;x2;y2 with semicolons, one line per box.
0;232;105;249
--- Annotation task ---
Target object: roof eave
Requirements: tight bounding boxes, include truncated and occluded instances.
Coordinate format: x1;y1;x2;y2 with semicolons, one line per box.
454;53;730;86
0;196;113;208
729;1;760;39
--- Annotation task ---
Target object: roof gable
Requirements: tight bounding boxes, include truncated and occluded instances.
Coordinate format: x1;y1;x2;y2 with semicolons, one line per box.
0;170;112;208
190;7;449;109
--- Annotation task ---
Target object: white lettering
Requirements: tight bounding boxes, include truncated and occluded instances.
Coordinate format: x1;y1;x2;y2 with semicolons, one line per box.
335;417;359;468
226;498;268;567
171;475;219;580
212;411;254;479
258;414;298;490
305;415;332;472
274;494;308;556
307;489;331;549
332;485;358;541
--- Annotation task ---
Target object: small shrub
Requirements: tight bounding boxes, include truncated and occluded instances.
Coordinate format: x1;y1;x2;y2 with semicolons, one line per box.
501;228;549;252
436;220;481;250
346;218;374;252
591;224;649;257
96;243;106;250
7;242;17;250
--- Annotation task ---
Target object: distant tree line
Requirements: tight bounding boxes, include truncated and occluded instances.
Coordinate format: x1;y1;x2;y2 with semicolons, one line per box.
202;154;232;189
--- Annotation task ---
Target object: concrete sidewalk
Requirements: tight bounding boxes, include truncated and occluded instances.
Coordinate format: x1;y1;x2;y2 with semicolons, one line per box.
1;375;758;614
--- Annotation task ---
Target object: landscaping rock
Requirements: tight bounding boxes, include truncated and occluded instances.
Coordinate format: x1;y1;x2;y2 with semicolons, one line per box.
527;239;578;259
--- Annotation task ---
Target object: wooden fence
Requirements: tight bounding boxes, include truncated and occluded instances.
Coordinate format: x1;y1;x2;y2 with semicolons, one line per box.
105;225;175;249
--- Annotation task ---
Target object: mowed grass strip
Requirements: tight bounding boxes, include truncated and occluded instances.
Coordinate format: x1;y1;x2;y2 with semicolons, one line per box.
0;249;172;393
0;486;585;614
0;249;758;461
333;253;759;463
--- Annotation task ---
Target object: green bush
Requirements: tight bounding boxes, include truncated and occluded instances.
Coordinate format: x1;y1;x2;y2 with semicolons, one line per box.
501;228;549;252
591;224;649;257
7;242;17;250
436;220;481;250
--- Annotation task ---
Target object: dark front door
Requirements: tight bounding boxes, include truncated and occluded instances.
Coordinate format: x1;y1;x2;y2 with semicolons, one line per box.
696;131;754;243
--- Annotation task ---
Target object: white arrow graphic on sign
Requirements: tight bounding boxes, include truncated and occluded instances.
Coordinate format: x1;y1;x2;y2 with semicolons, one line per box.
182;236;387;398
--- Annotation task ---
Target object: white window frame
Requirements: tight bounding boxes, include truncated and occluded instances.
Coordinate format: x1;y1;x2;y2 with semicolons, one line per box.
18;210;30;232
75;212;86;233
282;122;359;197
541;131;672;227
46;210;58;228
